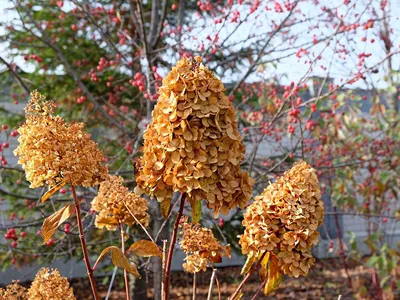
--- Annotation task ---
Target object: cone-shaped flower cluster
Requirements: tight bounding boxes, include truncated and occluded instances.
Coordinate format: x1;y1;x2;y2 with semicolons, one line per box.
14;91;107;188
91;175;149;230
0;281;28;300
239;161;324;277
135;57;253;216
180;218;231;273
27;268;76;300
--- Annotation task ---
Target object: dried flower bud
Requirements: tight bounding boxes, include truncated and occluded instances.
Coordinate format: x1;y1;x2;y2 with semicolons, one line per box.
0;281;28;300
180;217;230;273
91;175;149;230
136;57;254;216
14;91;107;188
239;161;324;277
27;268;76;300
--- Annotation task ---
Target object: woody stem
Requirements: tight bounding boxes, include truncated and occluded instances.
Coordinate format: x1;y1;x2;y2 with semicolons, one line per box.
120;223;131;300
71;185;99;300
162;193;186;300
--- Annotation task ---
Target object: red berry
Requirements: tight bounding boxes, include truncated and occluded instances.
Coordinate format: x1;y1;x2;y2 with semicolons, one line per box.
10;213;15;221
10;130;18;137
11;241;18;248
46;239;54;246
20;231;27;238
71;24;78;31
3;142;9;149
10;258;16;264
382;218;388;223
60;188;67;194
2;124;8;130
218;218;224;227
171;4;177;10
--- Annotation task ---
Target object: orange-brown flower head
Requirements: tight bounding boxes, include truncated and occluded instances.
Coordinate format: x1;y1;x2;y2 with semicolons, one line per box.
135;57;254;217
0;281;28;300
27;268;76;300
239;161;324;277
14;91;107;188
91;175;149;230
180;218;231;273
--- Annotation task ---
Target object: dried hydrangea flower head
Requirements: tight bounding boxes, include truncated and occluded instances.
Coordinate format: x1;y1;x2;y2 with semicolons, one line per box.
14;91;107;188
0;281;28;300
27;268;76;300
239;161;324;278
179;217;231;273
91;175;149;230
135;56;254;217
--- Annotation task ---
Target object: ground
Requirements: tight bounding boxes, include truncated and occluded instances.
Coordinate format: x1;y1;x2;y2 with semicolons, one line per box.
68;258;389;300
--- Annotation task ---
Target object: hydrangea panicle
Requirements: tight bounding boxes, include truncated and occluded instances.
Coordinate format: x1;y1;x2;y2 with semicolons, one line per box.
179;217;231;273
14;91;107;188
91;175;149;230
0;281;28;300
27;268;76;300
135;57;254;217
239;161;324;278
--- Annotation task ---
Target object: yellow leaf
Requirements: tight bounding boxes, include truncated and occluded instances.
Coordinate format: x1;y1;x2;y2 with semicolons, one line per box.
95;246;141;278
241;252;257;275
264;254;283;295
42;204;75;244
160;198;171;219
95;216;119;227
41;180;67;203
258;252;271;282
189;198;201;223
128;240;162;258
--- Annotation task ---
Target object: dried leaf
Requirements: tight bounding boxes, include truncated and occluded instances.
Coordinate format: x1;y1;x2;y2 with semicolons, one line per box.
232;292;244;300
264;254;283;295
41;180;67;203
42;204;75;243
95;216;119;227
95;246;141;278
189;198;201;223
258;252;271;282
241;252;257;275
160;198;171;219
128;240;162;258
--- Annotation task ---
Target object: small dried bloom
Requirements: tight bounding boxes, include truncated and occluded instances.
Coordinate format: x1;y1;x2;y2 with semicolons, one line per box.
239;161;324;278
14;91;107;188
0;281;28;300
27;268;76;300
180;218;231;273
136;57;254;217
91;175;149;230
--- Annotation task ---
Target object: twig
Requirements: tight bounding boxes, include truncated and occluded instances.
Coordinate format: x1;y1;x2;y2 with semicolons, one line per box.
229;251;268;300
162;193;186;300
71;185;99;300
120;224;130;300
207;269;217;300
105;267;118;300
192;272;197;300
123;201;156;244
161;239;167;300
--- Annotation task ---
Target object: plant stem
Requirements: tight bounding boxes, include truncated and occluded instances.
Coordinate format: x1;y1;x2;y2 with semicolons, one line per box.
120;224;130;300
192;273;196;300
71;185;99;300
229;251;268;300
161;239;167;300
207;269;217;300
162;193;186;300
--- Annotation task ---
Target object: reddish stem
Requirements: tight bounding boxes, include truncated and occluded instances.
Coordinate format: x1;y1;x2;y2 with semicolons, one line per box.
71;185;99;300
120;224;130;300
162;193;186;300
